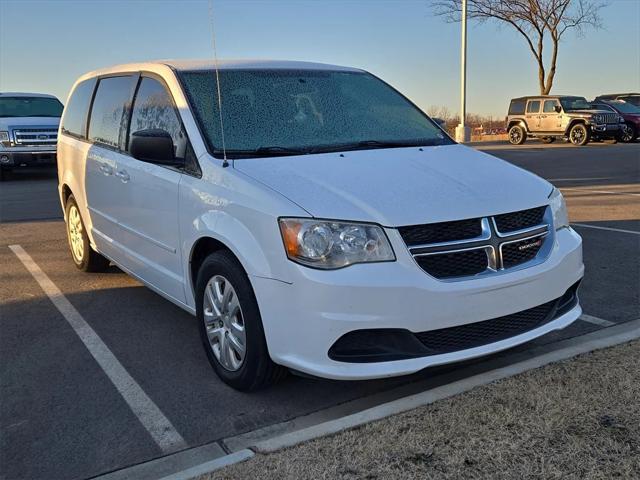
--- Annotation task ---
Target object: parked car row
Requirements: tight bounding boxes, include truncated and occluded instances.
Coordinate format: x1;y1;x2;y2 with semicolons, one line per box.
506;93;640;146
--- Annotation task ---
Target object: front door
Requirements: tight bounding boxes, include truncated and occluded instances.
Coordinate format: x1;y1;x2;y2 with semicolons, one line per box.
113;75;191;304
539;99;562;132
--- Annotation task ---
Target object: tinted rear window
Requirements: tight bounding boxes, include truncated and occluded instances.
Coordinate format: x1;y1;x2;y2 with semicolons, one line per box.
61;79;96;138
88;76;137;149
509;100;526;115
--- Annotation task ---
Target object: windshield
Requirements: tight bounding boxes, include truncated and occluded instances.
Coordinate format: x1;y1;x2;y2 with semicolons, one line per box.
0;96;63;118
179;69;452;158
559;97;591;112
606;101;640;114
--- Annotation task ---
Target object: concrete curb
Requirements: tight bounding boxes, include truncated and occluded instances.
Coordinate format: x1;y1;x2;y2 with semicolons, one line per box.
156;449;254;480
253;319;639;453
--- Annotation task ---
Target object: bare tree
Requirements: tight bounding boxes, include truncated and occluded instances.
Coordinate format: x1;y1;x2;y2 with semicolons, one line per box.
434;0;605;94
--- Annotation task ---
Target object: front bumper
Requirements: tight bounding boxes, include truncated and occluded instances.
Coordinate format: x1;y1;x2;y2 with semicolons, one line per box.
252;227;584;380
591;123;621;138
0;149;57;168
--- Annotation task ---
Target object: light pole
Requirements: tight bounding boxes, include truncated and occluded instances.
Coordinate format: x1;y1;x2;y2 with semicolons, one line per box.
455;0;471;143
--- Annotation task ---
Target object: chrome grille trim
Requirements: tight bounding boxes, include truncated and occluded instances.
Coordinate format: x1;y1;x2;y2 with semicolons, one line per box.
401;207;553;281
11;126;58;146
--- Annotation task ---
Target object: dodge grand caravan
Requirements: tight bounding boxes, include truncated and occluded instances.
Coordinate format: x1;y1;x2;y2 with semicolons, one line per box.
58;60;584;391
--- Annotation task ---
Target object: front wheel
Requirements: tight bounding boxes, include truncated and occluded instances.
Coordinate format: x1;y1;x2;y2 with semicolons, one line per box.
569;124;590;146
508;125;526;145
65;195;110;272
196;251;286;391
619;123;637;143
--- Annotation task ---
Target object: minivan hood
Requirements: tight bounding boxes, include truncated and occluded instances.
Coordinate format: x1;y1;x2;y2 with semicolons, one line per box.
233;144;553;227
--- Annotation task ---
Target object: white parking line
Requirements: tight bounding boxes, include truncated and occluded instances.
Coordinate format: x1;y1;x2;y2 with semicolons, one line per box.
8;244;187;454
571;223;640;235
580;314;615;327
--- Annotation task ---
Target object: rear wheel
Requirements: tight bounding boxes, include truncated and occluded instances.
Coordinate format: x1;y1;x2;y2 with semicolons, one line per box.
508;125;526;145
569;124;590;146
540;137;556;144
65;195;110;272
619;123;637;143
196;250;286;391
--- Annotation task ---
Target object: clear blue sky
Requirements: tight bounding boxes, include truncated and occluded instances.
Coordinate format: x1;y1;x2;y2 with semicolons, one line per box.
1;0;638;117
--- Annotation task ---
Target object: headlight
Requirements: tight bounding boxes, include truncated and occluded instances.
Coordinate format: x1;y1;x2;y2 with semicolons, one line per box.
619;116;625;123
0;131;9;142
549;188;569;230
279;218;395;269
593;114;602;123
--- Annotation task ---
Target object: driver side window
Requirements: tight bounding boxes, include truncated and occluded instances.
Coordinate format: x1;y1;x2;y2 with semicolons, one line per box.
128;77;187;159
543;100;559;113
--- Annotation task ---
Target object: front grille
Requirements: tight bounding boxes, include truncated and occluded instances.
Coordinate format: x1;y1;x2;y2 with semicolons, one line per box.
494;206;546;233
414;299;556;354
416;249;488;279
399;206;550;280
398;218;481;246
12;127;58;146
501;236;544;268
598;113;619;124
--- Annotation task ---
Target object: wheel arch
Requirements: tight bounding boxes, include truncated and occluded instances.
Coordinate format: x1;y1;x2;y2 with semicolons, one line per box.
189;236;240;297
508;119;528;132
565;118;588;135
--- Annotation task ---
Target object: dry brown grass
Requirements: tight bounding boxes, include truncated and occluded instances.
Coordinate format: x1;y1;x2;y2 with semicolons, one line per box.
206;340;640;480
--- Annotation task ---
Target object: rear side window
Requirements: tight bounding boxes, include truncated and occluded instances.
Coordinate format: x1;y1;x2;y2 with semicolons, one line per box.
88;76;137;149
129;77;187;158
508;100;525;115
526;101;541;113
61;78;96;138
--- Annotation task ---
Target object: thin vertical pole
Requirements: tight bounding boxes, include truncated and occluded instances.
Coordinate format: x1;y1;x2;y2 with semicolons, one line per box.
460;0;467;129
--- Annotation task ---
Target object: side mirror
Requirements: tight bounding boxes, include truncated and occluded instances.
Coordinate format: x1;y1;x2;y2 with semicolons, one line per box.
129;129;182;166
554;105;562;113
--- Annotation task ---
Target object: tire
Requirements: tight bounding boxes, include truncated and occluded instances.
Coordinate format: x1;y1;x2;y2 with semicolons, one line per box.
0;167;11;181
568;123;590;146
619;122;637;143
65;195;110;272
540;137;556;144
508;125;526;145
195;251;286;391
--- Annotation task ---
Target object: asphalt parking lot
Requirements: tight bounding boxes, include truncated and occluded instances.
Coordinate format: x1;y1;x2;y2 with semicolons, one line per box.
1;142;639;480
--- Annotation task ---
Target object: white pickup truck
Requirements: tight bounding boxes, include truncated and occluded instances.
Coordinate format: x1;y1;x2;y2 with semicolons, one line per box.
0;92;63;178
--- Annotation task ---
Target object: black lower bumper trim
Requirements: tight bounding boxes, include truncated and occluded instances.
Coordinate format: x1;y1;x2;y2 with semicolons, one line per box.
328;280;581;363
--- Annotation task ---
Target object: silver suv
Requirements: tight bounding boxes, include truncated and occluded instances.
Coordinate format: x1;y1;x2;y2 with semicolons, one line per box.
506;95;623;146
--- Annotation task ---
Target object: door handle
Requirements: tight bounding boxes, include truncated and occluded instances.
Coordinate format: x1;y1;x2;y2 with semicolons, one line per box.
115;169;130;183
99;164;113;176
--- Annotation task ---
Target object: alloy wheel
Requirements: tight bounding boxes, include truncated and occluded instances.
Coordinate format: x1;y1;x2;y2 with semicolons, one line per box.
68;205;85;262
202;275;246;371
620;124;634;143
509;127;522;144
570;126;585;145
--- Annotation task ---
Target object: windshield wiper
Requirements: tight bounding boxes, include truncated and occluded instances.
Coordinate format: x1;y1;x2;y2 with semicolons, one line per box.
220;146;310;158
309;139;444;154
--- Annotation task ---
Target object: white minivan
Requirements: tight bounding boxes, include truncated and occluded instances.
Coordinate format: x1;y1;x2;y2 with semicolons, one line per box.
58;60;584;391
